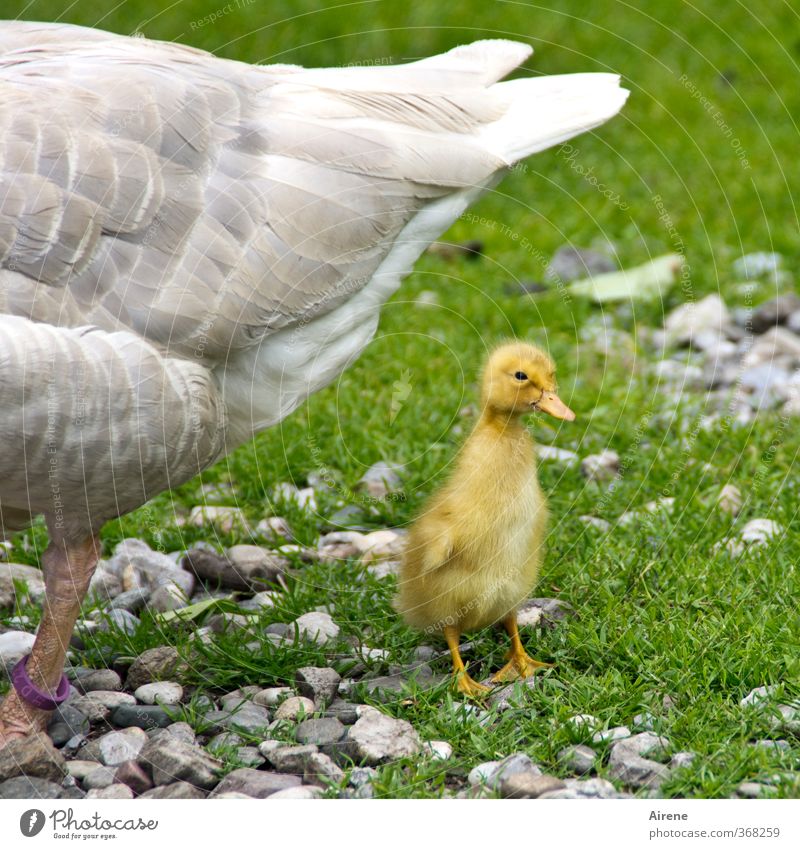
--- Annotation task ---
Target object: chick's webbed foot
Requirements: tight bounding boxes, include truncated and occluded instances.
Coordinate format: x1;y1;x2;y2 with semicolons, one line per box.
454;670;491;699
491;649;552;683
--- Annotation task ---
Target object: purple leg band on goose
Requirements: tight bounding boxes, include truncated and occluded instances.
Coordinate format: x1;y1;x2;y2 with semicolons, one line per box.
10;655;71;711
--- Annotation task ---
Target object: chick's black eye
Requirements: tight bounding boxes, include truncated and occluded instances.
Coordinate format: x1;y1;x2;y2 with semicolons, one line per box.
514;371;528;381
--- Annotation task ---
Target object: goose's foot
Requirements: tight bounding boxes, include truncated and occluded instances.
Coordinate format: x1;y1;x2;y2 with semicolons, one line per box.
0;532;99;751
491;649;552;683
0;689;51;749
453;670;492;700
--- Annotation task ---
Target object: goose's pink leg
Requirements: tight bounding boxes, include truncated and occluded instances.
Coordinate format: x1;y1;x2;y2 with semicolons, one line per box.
0;535;99;748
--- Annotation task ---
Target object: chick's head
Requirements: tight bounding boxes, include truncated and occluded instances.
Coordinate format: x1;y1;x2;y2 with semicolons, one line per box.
481;341;576;421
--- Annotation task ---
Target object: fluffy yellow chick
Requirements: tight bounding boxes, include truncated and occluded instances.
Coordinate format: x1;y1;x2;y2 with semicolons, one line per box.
395;342;575;697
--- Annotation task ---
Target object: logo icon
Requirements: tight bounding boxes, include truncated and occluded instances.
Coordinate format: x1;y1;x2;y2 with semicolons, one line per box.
20;810;45;837
390;368;413;424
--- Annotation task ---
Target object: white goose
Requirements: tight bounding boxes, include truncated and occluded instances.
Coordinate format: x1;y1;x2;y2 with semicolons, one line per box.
0;21;627;745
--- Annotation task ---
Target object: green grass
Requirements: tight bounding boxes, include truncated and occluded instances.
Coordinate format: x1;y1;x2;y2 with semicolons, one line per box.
2;0;800;798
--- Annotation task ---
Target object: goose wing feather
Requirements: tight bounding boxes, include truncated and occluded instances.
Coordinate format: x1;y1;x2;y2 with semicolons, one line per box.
0;23;530;360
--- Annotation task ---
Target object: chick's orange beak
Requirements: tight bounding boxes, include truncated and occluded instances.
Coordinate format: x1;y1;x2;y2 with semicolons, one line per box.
535;391;576;421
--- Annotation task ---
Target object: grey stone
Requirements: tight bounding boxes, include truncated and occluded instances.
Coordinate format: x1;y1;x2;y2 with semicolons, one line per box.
66;760;101;781
303;752;345;788
253;686;294;707
324;504;368;531
139;782;207;799
87;785;134;799
138;736;221;789
323;700;361;725
741;519;782;546
255;515;294;542
340;710;421;765
161;722;196;745
0;735;66;782
295;666;341;705
48;704;90;747
500;772;566;799
114;759;153;795
206;732;244;754
733;252;782;280
670;751;696;769
579;516;612;532
591;725;631;745
274;696;316;721
73;690;136;713
237;591;278;611
750;294;800;333
296;717;346;747
266;744;319;773
0;570;45;619
203;702;271;735
210;768;301;798
516;597;576;629
257;740;281;758
488;753;541;790
99;609;140;635
608;733;671;789
349;766;378;788
69;667;123;694
111;703;172;730
633;712;657;731
547;245;616;283
468;761;500;786
134;681;184;705
357;461;403;498
126;646;189;690
566;713;599;732
741;684;780;708
564;777;629;798
0;776;66;799
0;629;36;677
183;547;286;592
64;697;109;725
268;785;324;799
752;739;791;753
107;588;151;613
83;728;148;767
558;744;596;775
424;740;453;760
83;766;116;790
580;451;620;483
737;781;776;799
149;583;189;612
613;731;670;759
235;747;265;768
664;294;732;347
294;611;340;644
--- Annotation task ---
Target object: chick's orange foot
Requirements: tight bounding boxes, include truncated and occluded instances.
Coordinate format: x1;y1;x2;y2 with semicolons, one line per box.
454;671;492;699
492;650;553;683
